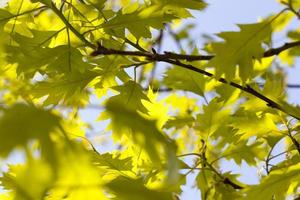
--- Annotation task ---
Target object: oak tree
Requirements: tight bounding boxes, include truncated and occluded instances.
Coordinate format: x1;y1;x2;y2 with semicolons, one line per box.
0;0;300;199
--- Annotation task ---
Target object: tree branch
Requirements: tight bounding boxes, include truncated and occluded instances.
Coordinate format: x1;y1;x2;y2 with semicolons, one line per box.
91;40;300;61
145;84;300;93
91;44;300;121
263;41;300;57
160;58;300;121
91;44;214;61
286;84;300;88
205;158;244;189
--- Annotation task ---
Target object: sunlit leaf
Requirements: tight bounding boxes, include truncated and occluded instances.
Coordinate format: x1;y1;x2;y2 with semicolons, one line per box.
245;164;300;200
164;65;206;96
208;22;272;81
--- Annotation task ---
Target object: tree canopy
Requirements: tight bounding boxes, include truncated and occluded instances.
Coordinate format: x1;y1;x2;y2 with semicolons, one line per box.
0;0;300;199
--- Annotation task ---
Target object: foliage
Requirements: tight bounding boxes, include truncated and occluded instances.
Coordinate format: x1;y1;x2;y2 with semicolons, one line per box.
0;0;300;199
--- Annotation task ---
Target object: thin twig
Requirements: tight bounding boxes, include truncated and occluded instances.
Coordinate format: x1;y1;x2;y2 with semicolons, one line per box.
177;150;244;189
0;6;47;22
50;2;96;49
268;150;290;161
287;125;300;155
177;153;202;157
281;0;300;19
265;145;276;174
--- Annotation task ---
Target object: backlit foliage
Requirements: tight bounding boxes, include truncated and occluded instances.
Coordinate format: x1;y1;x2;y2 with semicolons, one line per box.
0;0;300;199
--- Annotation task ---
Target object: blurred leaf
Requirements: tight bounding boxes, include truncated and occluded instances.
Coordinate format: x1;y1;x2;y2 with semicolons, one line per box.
0;9;13;30
93;152;133;171
0;160;54;200
164;115;195;129
154;0;207;10
105;100;175;164
0;104;60;157
106;176;173;200
245;164;300;200
104;100;179;184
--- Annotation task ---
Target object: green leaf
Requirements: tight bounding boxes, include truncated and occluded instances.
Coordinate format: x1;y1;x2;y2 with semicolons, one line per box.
280;0;300;10
153;0;207;10
230;110;278;141
279;101;300;121
109;81;150;113
197;171;242;199
101;4;176;38
208;22;272;82
104;100;179;184
164;115;195;129
262;71;286;100
106;176;174;200
93;152;133;172
163;66;206;96
222;141;266;166
197;170;213;200
105;100;175;163
44;145;107;200
87;0;106;9
0;160;54;200
92;56;132;96
7;32;92;76
245;164;300;200
0;9;13;30
196;98;231;137
0;0;300;199
32;71;97;106
0;104;60;157
30;0;52;7
12;29;59;47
